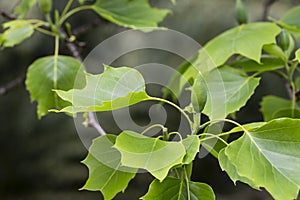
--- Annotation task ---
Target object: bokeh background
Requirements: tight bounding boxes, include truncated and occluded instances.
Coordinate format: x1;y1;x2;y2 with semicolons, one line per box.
0;0;299;199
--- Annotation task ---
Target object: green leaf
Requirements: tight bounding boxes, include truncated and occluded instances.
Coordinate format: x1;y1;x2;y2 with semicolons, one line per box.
0;20;34;48
82;134;137;200
92;0;170;30
231;56;285;72
263;44;286;61
162;55;198;100
54;66;150;114
203;66;260;119
295;48;300;62
182;135;200;164
260;95;300;121
219;118;300;200
114;131;186;181
203;22;281;66
190;74;207;113
281;6;300;31
26;56;86;118
272;108;300;119
39;0;52;14
14;0;37;18
141;177;215;200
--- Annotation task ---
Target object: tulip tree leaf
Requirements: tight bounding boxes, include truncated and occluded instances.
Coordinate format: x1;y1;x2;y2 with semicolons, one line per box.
203;22;281;66
92;0;170;30
114;131;186;181
54;66;151;114
182;135;200;164
219;118;300;200
26;56;86;118
141;177;215;200
260;95;300;121
281;6;300;31
82;134;137;200
0;20;34;48
203;66;260;119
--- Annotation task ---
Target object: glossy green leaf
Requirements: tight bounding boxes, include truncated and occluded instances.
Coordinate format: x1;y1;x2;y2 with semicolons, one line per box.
82;135;136;200
0;20;34;48
14;0;37;18
114;131;186;181
26;56;85;118
203;22;281;66
260;95;300;121
182;135;200;164
141;177;215;200
219;118;300;200
231;56;285;72
92;0;170;30
54;66;150;114
203;66;260;119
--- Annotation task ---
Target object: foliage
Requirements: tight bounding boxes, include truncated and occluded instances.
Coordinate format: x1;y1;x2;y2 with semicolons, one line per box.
2;0;300;199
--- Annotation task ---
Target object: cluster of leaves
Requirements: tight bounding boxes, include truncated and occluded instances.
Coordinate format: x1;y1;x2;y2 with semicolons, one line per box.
1;0;300;199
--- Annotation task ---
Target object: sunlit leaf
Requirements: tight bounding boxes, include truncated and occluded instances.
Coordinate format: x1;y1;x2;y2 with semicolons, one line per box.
203;66;260;119
0;20;34;48
114;131;186;181
82;135;136;200
26;56;85;118
203;22;281;66
141;177;215;200
220;118;300;200
92;0;170;30
54;66;150;114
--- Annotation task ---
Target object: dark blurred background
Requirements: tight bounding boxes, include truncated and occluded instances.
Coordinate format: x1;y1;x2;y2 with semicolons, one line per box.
0;0;299;199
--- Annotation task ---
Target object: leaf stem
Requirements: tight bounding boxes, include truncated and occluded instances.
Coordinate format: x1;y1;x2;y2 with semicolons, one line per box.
53;35;59;106
141;124;165;135
59;5;93;26
148;97;193;131
61;0;74;17
184;165;191;200
199;132;229;145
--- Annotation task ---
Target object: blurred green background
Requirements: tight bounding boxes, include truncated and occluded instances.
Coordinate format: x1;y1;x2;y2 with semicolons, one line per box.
0;0;298;199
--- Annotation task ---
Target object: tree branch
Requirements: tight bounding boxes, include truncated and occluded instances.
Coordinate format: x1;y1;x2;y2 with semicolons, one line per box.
62;30;106;136
0;8;16;20
262;0;277;21
0;73;25;95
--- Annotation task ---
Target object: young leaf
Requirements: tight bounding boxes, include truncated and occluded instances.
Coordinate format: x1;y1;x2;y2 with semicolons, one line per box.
190;73;207;113
295;48;300;62
39;0;52;14
203;22;281;66
182;135;200;164
82;134;137;200
260;95;300;121
114;131;186;181
141;177;215;200
203;66;260;119
91;0;170;30
14;0;37;18
220;118;300;200
54;66;150;114
231;56;285;72
26;56;86;118
0;20;34;48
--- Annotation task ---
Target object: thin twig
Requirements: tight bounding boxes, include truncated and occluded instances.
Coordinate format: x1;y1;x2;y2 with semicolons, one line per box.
62;30;106;135
0;8;16;20
0;73;25;95
72;18;108;36
262;0;277;21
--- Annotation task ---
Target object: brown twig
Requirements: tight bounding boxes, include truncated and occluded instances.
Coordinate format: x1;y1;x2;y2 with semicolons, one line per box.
262;0;277;21
0;8;16;20
0;73;25;95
